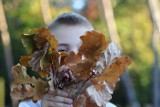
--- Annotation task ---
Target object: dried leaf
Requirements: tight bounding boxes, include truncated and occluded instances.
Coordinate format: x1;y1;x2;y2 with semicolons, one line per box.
28;50;46;71
64;51;82;65
10;64;49;101
95;56;132;84
104;42;121;65
71;61;94;78
86;85;112;107
19;55;31;67
51;50;60;72
49;36;58;50
10;83;34;101
93;84;106;92
11;28;132;106
79;30;109;61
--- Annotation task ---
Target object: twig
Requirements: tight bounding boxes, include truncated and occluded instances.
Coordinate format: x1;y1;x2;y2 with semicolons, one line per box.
72;72;94;101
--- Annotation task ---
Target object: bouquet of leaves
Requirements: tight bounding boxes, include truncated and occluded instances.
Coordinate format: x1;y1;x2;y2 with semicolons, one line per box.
10;27;132;107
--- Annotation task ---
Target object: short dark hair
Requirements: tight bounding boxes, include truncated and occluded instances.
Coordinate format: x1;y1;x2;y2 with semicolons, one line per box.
48;12;93;30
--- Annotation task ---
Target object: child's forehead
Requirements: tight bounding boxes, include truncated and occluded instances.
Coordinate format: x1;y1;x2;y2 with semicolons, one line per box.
51;24;92;37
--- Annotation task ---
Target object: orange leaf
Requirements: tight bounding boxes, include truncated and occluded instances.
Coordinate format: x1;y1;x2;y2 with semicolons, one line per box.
95;56;132;84
38;69;49;78
79;30;109;61
64;51;82;65
59;51;68;65
70;61;94;78
19;55;31;67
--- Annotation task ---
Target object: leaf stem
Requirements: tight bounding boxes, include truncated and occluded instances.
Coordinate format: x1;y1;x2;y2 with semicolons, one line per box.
72;72;94;101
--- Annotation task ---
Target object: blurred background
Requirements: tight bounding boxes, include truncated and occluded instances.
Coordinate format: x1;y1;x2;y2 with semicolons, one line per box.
0;0;160;107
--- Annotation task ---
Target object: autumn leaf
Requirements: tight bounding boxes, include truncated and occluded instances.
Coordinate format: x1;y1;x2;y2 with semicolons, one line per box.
11;64;28;79
19;55;31;67
11;27;132;106
93;84;106;92
64;51;82;65
49;36;58;50
51;50;60;72
21;33;35;54
22;27;59;72
28;49;47;71
104;42;121;65
95;56;132;83
10;84;34;101
86;85;112;107
38;68;50;78
70;60;94;78
34;28;50;49
59;51;68;65
79;30;109;61
11;64;49;101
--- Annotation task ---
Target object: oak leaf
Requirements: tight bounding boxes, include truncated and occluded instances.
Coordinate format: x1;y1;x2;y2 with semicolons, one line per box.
79;30;109;61
70;61;94;78
95;56;132;84
11;64;48;101
19;55;32;67
64;51;82;65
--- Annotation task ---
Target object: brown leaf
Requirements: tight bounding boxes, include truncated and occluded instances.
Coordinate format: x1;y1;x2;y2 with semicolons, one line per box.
59;51;68;65
64;51;82;65
10;84;34;101
28;28;58;72
86;85;112;107
51;50;60;72
70;61;94;78
34;28;58;50
34;28;50;49
11;64;28;79
19;55;31;67
95;56;132;84
49;36;58;50
93;84;106;92
10;64;49;101
38;68;50;78
28;50;46;71
79;30;109;61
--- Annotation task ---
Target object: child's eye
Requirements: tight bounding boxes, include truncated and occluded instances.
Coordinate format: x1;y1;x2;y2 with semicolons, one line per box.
58;45;69;52
58;49;68;52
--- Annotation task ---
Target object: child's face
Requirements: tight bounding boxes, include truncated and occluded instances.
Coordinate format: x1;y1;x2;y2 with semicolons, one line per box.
50;25;92;53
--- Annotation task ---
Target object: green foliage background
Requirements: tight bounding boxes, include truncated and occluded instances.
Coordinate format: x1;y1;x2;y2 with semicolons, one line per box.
0;0;159;106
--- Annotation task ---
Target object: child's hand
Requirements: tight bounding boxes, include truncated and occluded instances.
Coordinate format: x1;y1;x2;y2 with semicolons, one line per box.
41;89;73;107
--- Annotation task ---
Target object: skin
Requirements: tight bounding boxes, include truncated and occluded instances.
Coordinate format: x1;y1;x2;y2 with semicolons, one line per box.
41;24;93;107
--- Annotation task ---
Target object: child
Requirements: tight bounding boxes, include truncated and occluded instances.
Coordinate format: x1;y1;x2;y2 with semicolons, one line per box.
19;12;116;107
